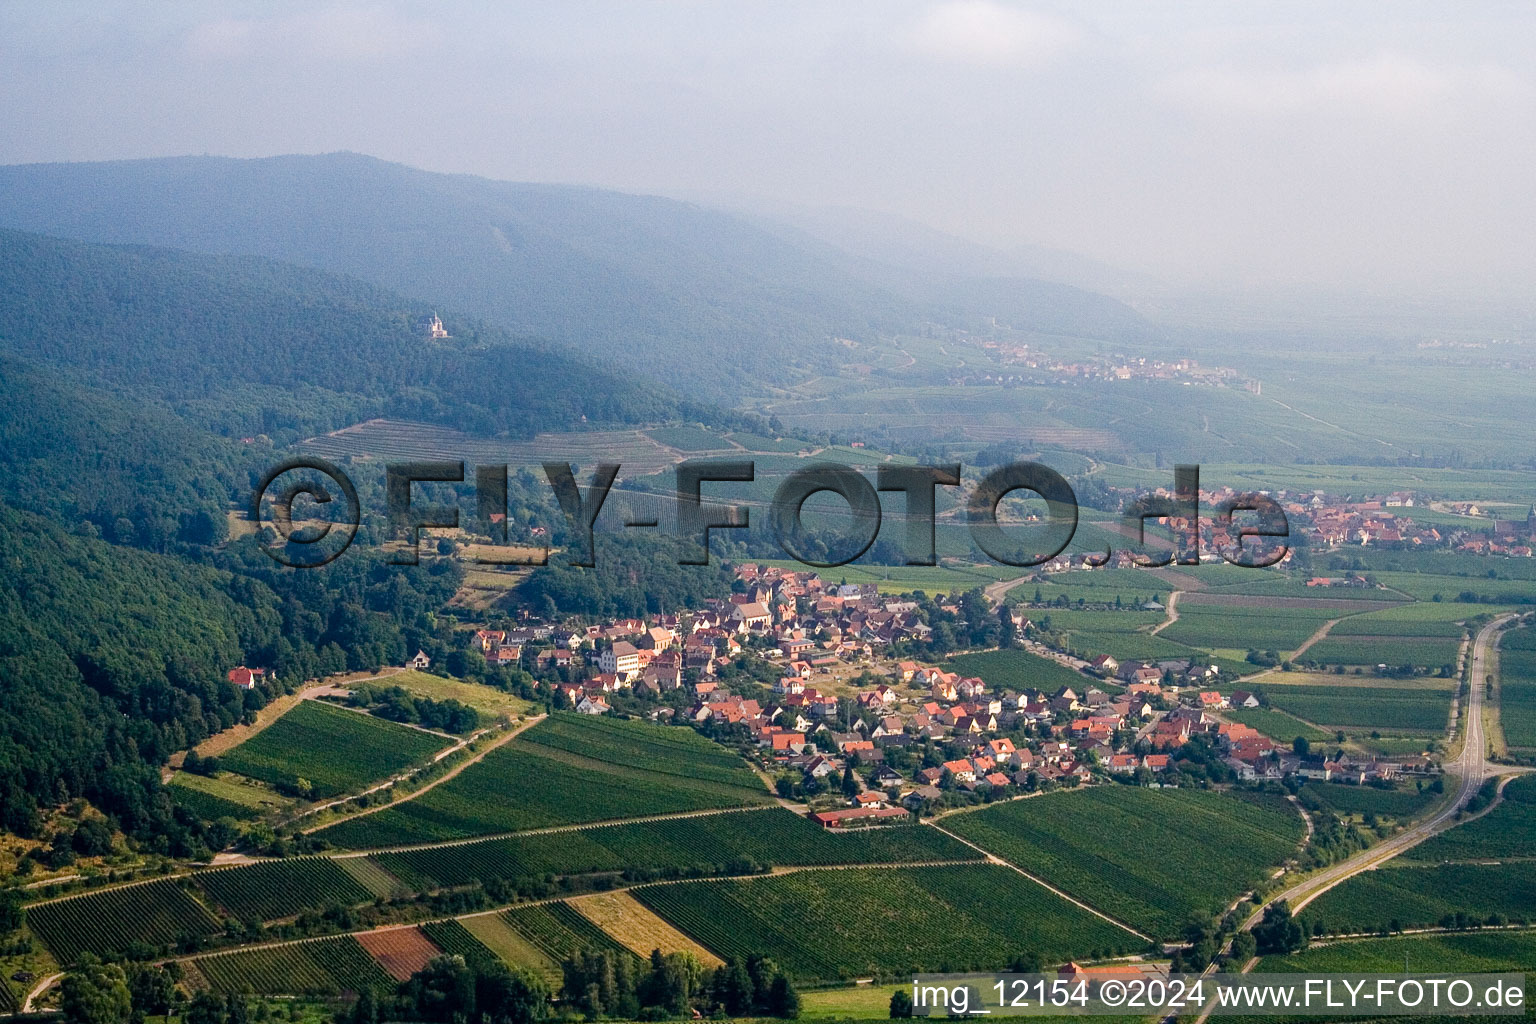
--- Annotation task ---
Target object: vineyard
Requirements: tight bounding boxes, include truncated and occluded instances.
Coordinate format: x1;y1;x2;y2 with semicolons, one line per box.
1222;707;1331;745
1160;603;1341;653
1407;776;1536;861
1303;636;1461;668
167;779;262;821
373;807;977;890
501;901;641;967
27;879;222;963
418;919;503;971
944;649;1093;694
942;787;1304;938
1301;862;1536;935
221;700;449;799
194;857;375;922
316;726;769;848
519;715;766;795
570;891;723;964
1260;930;1536;974
194;935;395;995
1501;636;1536;752
634;864;1137;983
1259;684;1450;732
1297;781;1439;822
301;421;681;476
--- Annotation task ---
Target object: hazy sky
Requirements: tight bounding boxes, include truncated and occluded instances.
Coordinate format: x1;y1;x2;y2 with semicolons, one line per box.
2;1;1534;300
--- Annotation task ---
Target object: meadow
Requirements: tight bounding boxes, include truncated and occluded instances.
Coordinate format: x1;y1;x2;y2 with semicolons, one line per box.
941;787;1304;938
634;864;1139;982
375;670;533;717
221;700;449;799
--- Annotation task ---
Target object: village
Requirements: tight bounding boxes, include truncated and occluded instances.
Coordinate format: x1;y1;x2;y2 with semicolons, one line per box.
449;562;1438;828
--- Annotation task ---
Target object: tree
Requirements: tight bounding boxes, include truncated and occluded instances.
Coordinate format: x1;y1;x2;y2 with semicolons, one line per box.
125;965;176;1022
1292;736;1310;757
183;991;225;1024
841;764;859;799
0;890;23;934
476;963;549;1024
60;959;132;1024
765;974;800;1019
889;989;914;1018
1254;902;1307;955
1228;931;1257;963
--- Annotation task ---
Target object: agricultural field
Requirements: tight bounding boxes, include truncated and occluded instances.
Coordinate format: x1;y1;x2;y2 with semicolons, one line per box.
1406;776;1536;862
1296;781;1440;822
193;857;375;922
501;901;640;966
945;649;1093;693
316;719;770;848
354;926;443;981
644;425;734;451
634;864;1139;983
460;914;563;983
1160;602;1344;654
1258;929;1536;974
301;420;681;476
1223;707;1332;745
168;771;286;821
370;670;533;718
221;700;450;799
372;806;976;890
1300;861;1536;935
1258;683;1451;733
26;879;222;963
518;714;766;794
1500;631;1536;753
942;786;1305;938
419;919;505;972
193;935;395;995
569;891;723;965
1302;635;1461;669
336;856;411;898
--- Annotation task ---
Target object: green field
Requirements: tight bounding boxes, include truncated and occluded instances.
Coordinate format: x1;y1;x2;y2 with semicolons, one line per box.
167;774;266;821
27;879;222;962
315;715;770;848
945;649;1093;693
1259;684;1450;733
1303;861;1536;935
1407;776;1536;862
942;787;1304;938
373;807;976;889
194;857;375;922
192;935;394;995
221;700;449;799
635;864;1139;982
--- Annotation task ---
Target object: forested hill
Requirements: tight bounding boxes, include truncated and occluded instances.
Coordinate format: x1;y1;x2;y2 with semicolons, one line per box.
0;228;709;441
0;154;1145;394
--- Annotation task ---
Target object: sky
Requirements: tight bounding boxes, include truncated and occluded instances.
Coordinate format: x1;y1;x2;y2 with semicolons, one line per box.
2;1;1534;302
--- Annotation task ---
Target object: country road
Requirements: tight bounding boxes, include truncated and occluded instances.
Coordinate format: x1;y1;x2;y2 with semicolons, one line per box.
1149;589;1180;635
